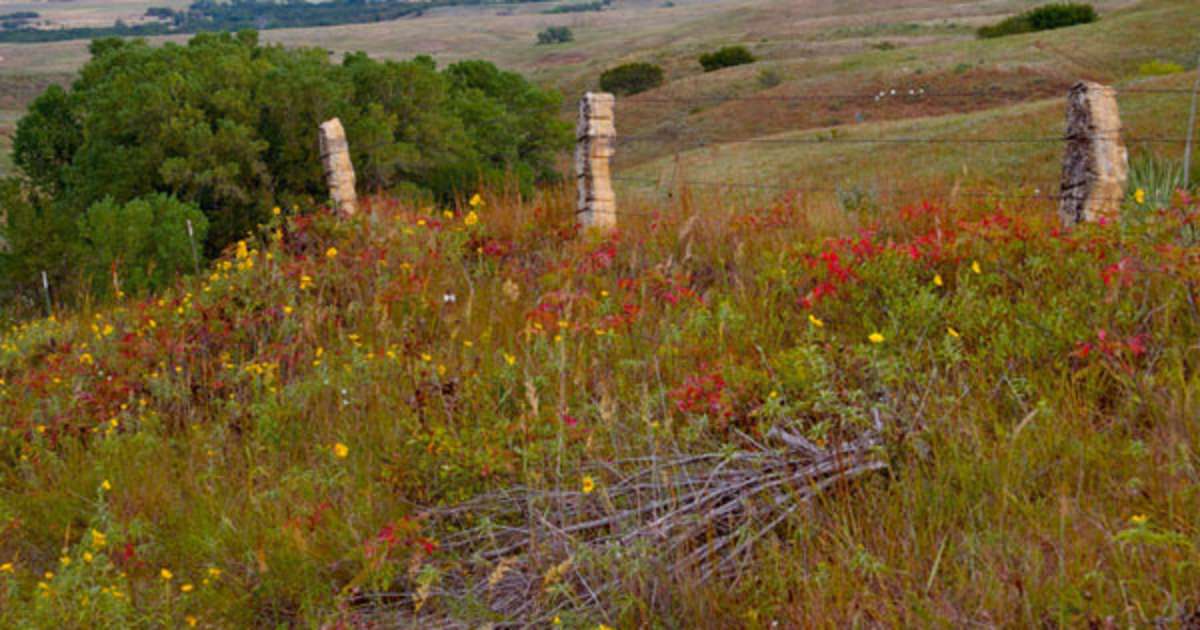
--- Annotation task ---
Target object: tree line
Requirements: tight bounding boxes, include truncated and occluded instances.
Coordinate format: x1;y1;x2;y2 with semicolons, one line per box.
0;0;557;44
1;31;570;309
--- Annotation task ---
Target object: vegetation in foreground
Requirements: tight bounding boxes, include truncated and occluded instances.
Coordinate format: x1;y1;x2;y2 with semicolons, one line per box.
0;181;1198;627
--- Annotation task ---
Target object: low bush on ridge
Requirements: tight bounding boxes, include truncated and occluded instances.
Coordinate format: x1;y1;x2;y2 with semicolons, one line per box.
978;3;1097;38
699;45;756;72
599;62;664;95
0;187;1198;626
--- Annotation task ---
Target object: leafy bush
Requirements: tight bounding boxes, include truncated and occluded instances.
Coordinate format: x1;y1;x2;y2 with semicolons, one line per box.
76;194;207;297
977;3;1097;38
537;26;574;45
0;177;79;307
599;62;664;95
699;45;756;72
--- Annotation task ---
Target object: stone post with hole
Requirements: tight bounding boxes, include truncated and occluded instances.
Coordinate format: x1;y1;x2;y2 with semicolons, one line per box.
319;117;359;217
576;92;617;229
1058;81;1128;226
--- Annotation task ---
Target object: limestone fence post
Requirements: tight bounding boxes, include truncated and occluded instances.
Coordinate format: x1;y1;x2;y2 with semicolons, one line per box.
1059;81;1128;226
318;118;359;218
576;92;617;229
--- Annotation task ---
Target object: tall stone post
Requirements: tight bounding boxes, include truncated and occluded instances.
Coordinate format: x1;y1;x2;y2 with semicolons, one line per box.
1059;81;1128;226
576;92;617;229
319;118;359;218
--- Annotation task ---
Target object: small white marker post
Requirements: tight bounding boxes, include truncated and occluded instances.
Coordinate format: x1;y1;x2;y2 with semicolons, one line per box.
185;219;200;274
41;270;51;317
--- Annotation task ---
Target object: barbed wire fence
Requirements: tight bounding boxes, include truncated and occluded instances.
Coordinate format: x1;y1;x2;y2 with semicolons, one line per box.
570;82;1198;225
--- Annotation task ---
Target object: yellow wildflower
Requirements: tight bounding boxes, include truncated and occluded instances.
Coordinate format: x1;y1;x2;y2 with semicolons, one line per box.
868;332;885;344
469;193;484;208
160;568;173;581
933;274;943;287
181;583;194;593
101;479;112;491
333;442;349;459
91;530;107;549
83;552;93;564
947;327;960;338
1130;514;1148;526
0;562;13;573
464;211;479;227
272;206;282;216
971;260;981;274
325;247;338;259
504;353;516;366
1134;188;1146;205
186;616;198;628
808;314;824;328
80;353;94;366
207;567;222;579
581;476;596;494
235;241;248;260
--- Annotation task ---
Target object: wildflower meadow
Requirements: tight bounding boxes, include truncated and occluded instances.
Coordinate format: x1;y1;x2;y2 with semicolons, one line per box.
1;186;1199;627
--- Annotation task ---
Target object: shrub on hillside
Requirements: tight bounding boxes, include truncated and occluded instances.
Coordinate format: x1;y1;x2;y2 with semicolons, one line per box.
76;194;207;297
977;3;1097;38
698;45;756;72
599;62;664;95
536;26;574;45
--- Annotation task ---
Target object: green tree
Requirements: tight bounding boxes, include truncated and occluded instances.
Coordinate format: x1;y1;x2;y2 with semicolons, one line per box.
12;85;81;196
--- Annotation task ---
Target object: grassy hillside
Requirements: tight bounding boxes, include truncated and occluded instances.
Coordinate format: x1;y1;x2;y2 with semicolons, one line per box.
1;185;1199;626
1;0;1194;183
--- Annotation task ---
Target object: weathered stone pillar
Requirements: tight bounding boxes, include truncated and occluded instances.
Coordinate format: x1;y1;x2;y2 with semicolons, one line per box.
319;118;359;218
1059;81;1128;226
576;92;617;229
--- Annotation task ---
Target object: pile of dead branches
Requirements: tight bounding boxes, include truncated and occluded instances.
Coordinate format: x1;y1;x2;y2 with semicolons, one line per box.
355;413;888;628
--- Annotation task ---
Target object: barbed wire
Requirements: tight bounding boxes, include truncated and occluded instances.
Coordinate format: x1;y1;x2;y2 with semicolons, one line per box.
615;134;1191;148
608;174;1137;205
615;86;1195;106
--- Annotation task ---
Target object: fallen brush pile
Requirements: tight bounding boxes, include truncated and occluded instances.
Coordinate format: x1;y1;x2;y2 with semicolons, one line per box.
359;414;889;627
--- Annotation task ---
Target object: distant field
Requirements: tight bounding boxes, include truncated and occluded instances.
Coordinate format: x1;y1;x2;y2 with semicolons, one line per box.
0;0;192;28
0;0;1194;189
